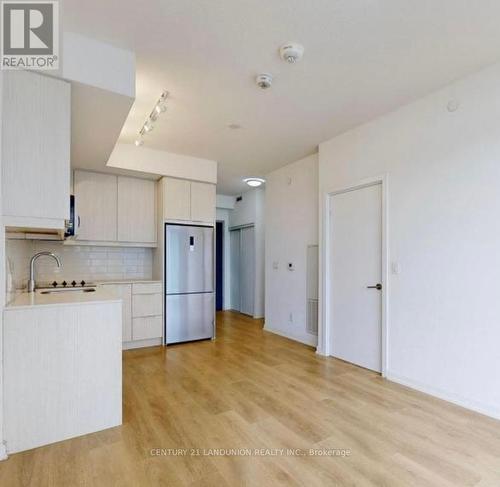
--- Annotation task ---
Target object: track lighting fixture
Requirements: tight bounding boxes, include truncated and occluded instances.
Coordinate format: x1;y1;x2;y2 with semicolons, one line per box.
135;91;169;147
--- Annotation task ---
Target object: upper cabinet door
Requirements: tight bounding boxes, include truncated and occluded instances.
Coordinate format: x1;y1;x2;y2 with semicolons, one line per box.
2;71;70;227
162;178;191;221
191;182;216;223
74;170;117;241
117;176;156;243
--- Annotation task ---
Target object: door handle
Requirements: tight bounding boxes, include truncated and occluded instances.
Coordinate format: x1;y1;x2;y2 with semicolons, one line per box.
367;283;382;290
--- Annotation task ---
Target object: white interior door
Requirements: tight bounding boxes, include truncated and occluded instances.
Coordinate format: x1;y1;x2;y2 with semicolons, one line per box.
240;226;255;316
330;183;382;372
230;230;241;311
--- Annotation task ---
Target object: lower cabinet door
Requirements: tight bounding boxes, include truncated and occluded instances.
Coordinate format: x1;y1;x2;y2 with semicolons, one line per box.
132;316;163;340
102;284;132;342
132;293;162;317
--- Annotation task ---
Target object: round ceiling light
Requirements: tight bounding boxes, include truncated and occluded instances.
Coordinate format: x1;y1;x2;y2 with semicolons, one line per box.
243;177;266;187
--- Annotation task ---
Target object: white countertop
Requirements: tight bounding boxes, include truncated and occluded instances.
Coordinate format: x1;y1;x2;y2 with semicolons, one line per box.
96;279;162;285
5;288;122;310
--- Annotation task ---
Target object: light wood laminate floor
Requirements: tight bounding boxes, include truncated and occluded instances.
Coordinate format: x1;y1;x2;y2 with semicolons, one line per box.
1;311;500;486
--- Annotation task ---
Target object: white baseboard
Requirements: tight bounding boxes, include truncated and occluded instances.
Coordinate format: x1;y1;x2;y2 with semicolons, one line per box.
0;442;8;461
315;347;327;357
386;371;500;421
123;338;162;350
263;324;318;347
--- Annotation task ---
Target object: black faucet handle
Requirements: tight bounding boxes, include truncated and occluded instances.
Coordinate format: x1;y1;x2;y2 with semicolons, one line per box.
52;281;58;288
62;281;67;287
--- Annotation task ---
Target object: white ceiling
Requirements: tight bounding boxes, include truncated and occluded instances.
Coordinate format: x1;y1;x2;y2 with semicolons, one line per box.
61;0;500;194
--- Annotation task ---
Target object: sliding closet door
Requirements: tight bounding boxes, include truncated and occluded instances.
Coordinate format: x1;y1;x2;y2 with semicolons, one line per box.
230;229;241;312
239;226;255;316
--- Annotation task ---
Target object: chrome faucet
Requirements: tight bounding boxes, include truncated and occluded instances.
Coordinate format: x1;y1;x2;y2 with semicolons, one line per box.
27;252;62;292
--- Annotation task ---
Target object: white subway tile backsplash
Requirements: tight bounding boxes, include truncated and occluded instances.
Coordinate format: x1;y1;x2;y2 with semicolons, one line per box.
6;239;154;289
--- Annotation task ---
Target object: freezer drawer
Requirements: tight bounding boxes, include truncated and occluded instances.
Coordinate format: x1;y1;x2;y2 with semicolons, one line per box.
166;293;214;344
166;224;214;294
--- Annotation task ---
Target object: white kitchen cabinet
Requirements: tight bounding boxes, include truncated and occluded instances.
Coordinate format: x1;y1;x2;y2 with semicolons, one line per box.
132;316;163;341
117;176;156;244
133;282;162;294
73;170;157;246
74;170;117;242
101;283;132;342
2;70;70;229
161;177;215;223
162;177;191;221
132;293;162;317
100;281;163;349
191;181;216;223
131;282;163;344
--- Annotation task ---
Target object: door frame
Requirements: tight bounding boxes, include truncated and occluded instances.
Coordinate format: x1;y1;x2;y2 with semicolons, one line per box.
229;224;255;316
319;175;389;377
215;220;225;311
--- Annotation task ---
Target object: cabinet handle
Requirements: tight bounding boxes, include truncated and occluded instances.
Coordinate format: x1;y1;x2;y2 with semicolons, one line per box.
78;216;81;228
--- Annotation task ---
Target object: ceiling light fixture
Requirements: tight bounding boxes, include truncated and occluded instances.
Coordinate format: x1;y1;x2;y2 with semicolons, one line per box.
135;90;169;147
155;102;167;114
243;177;266;187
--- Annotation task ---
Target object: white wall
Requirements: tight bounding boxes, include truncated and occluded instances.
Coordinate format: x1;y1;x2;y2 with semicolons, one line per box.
230;190;258;228
254;188;265;320
265;154;319;346
216;194;235;210
229;188;265;318
0;71;6;461
216;208;231;310
62;32;135;98
319;61;500;419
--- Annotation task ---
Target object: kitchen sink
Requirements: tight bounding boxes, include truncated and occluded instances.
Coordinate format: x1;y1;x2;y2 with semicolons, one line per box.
39;288;96;294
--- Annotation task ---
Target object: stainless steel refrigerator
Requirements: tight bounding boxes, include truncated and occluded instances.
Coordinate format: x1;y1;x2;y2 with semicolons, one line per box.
165;223;215;344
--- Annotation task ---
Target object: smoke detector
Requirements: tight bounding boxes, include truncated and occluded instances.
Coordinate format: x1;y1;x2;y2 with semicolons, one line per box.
256;73;273;89
279;42;304;64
